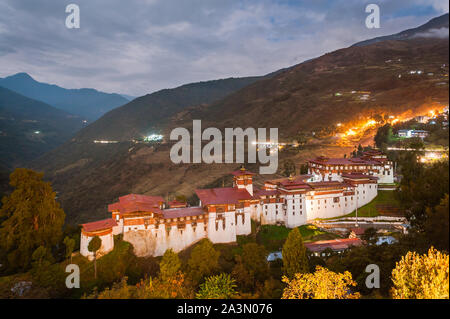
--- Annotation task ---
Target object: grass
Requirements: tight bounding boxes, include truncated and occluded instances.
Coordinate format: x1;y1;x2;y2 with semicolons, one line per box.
343;190;401;218
256;224;340;251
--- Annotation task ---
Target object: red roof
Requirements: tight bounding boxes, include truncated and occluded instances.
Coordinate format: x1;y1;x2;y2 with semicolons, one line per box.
162;207;205;219
266;174;313;186
307;181;347;189
308;157;381;166
108;193;164;214
81;218;117;233
168;200;187;207
196;187;253;206
304;238;363;252
341;173;379;180
231;167;256;176
253;189;279;197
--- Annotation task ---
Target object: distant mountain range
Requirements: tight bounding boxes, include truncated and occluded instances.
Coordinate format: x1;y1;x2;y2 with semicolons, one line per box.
0;73;129;120
32;13;449;224
0;87;84;168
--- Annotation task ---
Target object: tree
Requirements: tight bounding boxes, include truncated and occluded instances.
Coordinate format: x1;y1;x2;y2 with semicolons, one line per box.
196;274;237;299
374;123;393;149
232;243;268;291
282;228;309;278
397;158;449;231
282;266;360;299
361;227;378;245
159;249;182;282
391;247;449;299
281;160;296;177
0;168;65;273
424;195;449;252
187;239;220;286
63;236;76;263
88;236;102;279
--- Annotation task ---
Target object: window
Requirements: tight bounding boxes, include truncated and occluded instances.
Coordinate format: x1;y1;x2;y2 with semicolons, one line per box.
333;197;339;203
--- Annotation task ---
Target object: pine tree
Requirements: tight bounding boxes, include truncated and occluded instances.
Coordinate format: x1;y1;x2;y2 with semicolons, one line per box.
159;248;182;282
0;168;65;272
187;239;220;286
282;227;309;278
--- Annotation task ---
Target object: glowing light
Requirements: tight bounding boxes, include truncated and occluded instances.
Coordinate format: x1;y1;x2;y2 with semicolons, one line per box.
336;123;342;127
345;129;356;136
144;134;163;142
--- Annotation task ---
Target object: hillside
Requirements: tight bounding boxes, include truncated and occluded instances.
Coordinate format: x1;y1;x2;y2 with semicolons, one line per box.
0;73;129;120
74;76;263;142
353;13;448;47
175;38;448;139
0;87;84;168
32;16;449;224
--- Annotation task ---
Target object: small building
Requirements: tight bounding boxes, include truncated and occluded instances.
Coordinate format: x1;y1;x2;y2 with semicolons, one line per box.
304;238;363;257
397;129;429;139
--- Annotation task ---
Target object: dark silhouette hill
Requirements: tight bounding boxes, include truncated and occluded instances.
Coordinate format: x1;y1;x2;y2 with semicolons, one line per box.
0;87;84;168
0;73;129;120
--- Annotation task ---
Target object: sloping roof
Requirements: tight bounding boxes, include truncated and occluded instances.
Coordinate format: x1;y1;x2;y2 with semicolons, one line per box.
304;238;363;252
196;187;253;205
168;200;187;207
253;189;279;197
162;207;205;219
108;193;164;214
308;157;381;165
307;181;347;189
231;168;256;176
265;174;313;185
341;173;379;180
81;218;117;233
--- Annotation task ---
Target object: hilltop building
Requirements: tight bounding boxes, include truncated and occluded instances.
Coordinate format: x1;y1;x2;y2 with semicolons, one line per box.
80;152;390;260
307;150;394;184
397;129;429;139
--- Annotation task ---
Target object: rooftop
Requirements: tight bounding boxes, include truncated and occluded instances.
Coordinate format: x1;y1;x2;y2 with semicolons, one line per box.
81;218;117;233
108;193;164;214
196;187;253;206
304;238;363;252
162;207;205;219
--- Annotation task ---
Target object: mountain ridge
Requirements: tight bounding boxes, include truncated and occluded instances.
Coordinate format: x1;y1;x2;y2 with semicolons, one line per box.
0;73;129;120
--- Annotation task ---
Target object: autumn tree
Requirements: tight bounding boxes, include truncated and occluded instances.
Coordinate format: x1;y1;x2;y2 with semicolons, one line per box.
282;227;309;278
196;274;237;299
88;236;102;279
187;239;220;286
282;266;360;299
391;247;449;299
0;168;65;273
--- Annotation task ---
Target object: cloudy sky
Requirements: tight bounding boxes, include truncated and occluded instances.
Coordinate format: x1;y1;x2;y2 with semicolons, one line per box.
0;0;448;96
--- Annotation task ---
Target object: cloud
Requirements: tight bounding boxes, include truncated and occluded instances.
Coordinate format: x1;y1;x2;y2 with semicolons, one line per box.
413;27;449;38
0;0;447;96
